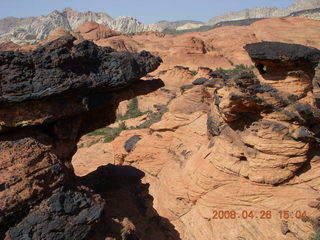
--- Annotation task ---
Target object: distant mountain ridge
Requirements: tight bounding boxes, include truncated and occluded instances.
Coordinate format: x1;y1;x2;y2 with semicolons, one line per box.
0;0;319;44
0;8;203;44
207;0;320;25
163;7;320;35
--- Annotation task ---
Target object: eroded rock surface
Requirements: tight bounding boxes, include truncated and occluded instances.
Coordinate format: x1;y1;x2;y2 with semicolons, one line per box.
0;36;167;239
109;42;320;239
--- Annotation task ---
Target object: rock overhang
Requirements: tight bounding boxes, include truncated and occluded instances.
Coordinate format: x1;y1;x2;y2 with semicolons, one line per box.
0;35;164;130
244;41;320;66
0;34;162;104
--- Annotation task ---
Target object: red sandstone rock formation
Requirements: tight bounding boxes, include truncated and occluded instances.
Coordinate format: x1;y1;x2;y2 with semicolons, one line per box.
102;42;320;240
43;27;71;43
96;18;320;72
74;21;120;41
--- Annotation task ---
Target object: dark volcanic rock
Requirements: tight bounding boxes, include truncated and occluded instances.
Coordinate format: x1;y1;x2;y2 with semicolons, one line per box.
209;70;228;80
180;84;194;93
192;78;208;85
0;35;162;103
0;36;164;239
7;189;103;240
0;35;164;130
174;65;189;70
244;41;320;66
204;79;219;87
124;135;142;153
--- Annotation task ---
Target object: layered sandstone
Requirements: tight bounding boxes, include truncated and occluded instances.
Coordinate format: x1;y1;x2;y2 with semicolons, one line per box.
104;42;320;240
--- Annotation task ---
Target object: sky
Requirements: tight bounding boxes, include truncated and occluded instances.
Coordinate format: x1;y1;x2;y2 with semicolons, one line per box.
0;0;296;23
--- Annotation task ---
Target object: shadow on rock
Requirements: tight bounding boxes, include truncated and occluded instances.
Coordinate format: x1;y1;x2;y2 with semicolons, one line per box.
79;164;181;240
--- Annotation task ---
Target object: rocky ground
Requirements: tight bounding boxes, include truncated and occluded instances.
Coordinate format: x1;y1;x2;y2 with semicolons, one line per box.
72;41;320;240
1;16;320;240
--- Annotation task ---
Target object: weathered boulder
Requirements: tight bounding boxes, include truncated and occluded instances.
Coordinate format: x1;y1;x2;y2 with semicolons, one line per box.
0;35;164;239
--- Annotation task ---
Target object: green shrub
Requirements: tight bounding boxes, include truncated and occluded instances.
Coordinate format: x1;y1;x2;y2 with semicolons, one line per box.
309;233;320;240
216;64;254;74
191;70;198;75
78;143;84;148
103;122;127;143
134;105;168;129
88;139;100;147
117;98;150;121
86;122;127;144
84;98;166;146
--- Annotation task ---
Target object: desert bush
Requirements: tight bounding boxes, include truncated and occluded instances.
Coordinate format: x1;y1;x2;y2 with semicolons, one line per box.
88;139;100;147
103;122;127;143
136;112;163;129
78;143;84;148
134;105;168;129
87;122;127;143
117;97;150;121
309;232;320;240
216;64;254;74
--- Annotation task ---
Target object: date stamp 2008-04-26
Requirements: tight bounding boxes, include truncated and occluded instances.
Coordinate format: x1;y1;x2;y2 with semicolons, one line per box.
212;210;308;220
